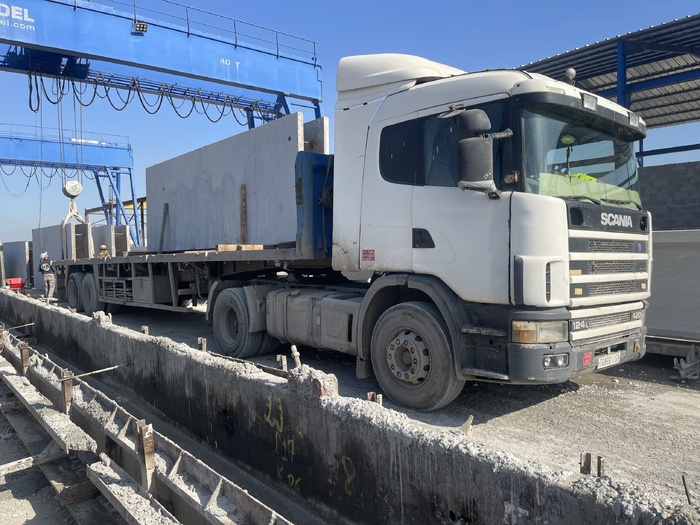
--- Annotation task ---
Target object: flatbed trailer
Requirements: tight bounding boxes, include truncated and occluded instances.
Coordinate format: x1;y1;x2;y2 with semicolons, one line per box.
54;248;330;315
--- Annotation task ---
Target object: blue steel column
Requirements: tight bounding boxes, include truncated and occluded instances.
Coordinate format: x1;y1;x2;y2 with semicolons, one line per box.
616;39;630;108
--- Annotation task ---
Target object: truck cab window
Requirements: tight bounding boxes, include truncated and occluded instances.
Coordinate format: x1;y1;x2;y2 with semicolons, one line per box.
379;119;424;185
379;101;506;187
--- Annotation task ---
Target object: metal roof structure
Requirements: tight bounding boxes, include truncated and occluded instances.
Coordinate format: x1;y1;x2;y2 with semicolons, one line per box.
519;14;700;131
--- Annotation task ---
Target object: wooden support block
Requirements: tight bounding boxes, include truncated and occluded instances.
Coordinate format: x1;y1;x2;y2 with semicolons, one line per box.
20;342;30;375
61;368;74;414
216;243;265;252
137;420;155;491
240;183;247;244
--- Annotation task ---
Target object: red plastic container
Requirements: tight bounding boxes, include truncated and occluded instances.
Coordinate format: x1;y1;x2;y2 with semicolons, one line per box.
5;278;26;294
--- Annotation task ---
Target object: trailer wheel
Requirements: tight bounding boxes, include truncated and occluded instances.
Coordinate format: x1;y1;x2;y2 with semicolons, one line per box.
66;272;85;312
81;273;105;317
370;301;465;411
213;288;263;358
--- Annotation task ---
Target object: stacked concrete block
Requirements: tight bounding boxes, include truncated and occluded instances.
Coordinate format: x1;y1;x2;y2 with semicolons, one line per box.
639;161;700;230
2;241;31;284
146;114;329;252
90;224;129;257
646;230;700;340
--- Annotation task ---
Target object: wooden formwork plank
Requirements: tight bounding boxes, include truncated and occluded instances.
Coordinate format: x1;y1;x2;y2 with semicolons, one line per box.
87;454;179;525
0;359;96;455
0;440;66;477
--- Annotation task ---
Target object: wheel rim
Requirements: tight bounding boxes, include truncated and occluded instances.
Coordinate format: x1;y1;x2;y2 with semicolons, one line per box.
385;329;431;385
222;306;240;345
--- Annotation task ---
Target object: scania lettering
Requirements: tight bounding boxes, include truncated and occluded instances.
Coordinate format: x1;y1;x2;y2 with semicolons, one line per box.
52;54;652;411
601;212;633;228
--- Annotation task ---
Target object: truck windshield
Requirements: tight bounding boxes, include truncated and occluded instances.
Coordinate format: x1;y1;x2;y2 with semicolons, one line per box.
521;103;641;209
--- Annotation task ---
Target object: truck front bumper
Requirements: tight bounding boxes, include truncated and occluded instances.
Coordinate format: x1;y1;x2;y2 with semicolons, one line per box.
506;327;647;384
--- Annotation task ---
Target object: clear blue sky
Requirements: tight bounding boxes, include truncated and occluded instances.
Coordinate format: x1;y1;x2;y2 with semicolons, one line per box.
1;0;698;243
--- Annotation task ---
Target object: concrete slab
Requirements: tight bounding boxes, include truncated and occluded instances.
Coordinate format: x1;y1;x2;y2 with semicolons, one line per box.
646;229;700;341
2;241;31;283
146;114;329;252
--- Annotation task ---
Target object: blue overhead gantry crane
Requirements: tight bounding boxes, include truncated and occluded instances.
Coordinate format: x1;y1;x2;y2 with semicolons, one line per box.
0;126;140;244
0;0;323;244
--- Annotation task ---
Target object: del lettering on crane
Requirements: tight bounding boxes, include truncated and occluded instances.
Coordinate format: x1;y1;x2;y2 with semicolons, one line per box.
0;4;34;22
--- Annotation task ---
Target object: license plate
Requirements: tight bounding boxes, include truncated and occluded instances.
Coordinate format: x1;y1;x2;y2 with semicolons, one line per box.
597;352;621;370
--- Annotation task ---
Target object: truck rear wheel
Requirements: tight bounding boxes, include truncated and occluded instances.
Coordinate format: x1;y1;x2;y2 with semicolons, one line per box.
81;273;104;316
370;301;465;411
213;288;263;358
257;332;281;356
66;272;85;312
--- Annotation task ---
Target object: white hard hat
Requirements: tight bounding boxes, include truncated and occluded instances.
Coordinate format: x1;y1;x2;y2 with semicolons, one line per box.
41;252;48;258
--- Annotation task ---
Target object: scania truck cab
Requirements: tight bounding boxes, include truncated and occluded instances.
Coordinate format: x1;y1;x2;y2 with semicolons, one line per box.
325;54;650;409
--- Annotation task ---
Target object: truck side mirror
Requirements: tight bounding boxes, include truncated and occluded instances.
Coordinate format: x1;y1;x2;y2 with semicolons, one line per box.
454;109;492;134
457;135;494;187
454;108;499;198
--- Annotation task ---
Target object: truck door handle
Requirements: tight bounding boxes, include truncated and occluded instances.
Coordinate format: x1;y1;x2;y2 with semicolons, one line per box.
412;229;435;249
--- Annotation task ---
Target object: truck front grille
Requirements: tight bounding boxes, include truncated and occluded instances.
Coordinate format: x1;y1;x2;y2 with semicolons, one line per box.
577;330;634;347
589;239;635;253
589;261;635;274
587;311;632;329
588;281;637;296
569;230;650;307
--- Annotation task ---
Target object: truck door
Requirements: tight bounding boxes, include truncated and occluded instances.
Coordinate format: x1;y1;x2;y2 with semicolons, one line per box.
411;102;511;304
359;117;415;272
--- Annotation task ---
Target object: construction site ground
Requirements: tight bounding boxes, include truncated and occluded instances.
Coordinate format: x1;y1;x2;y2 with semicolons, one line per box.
2;293;700;523
60;303;700;505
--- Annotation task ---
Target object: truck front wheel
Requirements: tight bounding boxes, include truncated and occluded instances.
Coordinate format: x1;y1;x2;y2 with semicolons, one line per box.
371;301;465;411
213;288;263;358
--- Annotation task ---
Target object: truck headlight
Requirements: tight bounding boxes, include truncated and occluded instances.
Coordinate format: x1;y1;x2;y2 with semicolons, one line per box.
512;320;568;344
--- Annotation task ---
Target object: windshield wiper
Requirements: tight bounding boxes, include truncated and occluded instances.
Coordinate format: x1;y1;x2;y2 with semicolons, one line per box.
563;195;602;205
600;198;643;211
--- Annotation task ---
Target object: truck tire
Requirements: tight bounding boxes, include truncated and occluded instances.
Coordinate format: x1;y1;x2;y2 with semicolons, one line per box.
81;273;105;317
370;301;465;411
66;272;85;312
213;288;263;358
256;332;281;356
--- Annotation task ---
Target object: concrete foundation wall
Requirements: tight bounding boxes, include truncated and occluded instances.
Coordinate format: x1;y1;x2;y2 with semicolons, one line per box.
0;291;687;525
2;241;31;282
146;114;329;252
639;161;700;230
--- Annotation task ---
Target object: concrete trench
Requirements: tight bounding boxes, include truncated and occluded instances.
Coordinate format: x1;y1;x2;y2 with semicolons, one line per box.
0;289;695;524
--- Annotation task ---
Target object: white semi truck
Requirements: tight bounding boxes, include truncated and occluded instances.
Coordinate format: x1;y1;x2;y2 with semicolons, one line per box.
53;54;651;410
